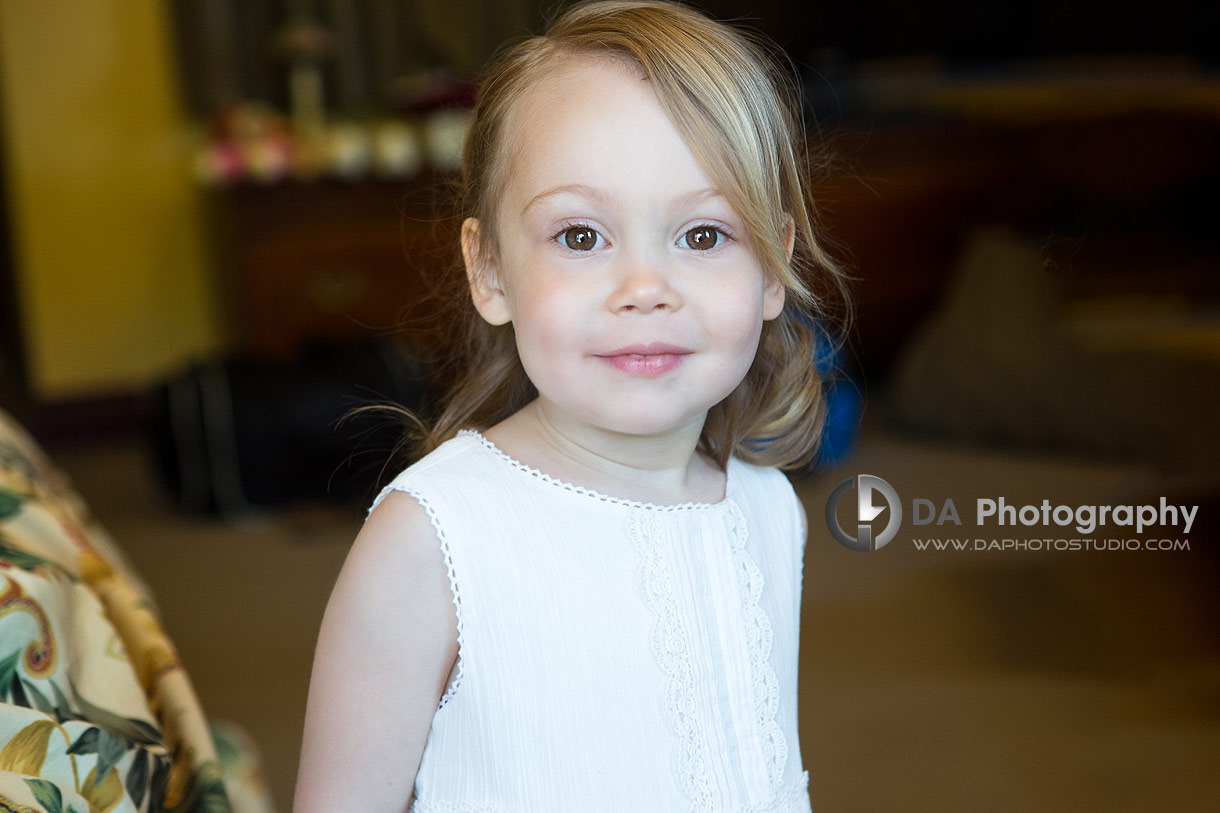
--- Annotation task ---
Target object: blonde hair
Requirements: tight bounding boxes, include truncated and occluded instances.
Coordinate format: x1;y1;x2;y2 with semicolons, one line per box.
416;0;848;469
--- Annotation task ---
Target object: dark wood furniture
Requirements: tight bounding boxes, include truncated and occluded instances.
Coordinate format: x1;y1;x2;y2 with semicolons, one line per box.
208;177;458;360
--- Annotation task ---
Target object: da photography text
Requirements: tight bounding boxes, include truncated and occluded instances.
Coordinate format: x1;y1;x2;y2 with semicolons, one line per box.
917;495;1196;535
825;474;1199;553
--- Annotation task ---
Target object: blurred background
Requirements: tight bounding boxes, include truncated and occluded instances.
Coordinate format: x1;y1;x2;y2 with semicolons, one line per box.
1;1;1217;810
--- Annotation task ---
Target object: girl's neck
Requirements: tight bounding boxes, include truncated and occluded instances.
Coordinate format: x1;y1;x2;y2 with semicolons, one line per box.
483;400;726;506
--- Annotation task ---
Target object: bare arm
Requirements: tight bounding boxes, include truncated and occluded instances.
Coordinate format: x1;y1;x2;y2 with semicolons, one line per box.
295;491;458;812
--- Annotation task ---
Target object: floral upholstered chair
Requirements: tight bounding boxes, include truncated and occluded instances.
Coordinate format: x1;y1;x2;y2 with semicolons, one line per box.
0;408;272;813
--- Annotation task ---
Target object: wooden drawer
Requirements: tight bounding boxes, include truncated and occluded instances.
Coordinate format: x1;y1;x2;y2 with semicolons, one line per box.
210;180;456;358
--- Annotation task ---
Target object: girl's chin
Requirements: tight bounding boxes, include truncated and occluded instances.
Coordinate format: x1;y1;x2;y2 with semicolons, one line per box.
532;392;726;440
568;407;712;440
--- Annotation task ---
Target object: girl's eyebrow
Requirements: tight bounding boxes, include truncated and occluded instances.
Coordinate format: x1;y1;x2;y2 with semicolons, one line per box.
520;184;723;215
521;183;610;215
671;187;725;209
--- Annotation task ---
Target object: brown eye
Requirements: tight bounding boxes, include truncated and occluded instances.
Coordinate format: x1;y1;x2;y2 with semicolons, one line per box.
684;226;721;250
563;226;599;251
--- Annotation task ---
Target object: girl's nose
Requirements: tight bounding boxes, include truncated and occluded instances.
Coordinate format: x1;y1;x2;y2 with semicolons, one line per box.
606;257;683;314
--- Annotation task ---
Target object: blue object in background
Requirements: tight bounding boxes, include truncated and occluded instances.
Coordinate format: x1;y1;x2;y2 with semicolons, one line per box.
815;376;862;466
747;318;861;470
811;324;862;468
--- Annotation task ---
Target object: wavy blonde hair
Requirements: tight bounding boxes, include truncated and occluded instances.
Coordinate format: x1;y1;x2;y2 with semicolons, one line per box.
414;0;848;470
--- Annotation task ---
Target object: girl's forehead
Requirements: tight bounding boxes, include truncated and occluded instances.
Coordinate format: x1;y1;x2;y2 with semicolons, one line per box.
509;54;648;129
500;56;701;189
541;51;646;87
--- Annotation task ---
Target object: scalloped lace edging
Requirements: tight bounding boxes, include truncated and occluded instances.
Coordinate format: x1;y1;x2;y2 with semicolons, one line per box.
410;774;807;813
746;770;811;812
376;483;465;710
725;500;789;789
629;509;715;810
629;502;790;809
459;429;731;512
412;800;498;813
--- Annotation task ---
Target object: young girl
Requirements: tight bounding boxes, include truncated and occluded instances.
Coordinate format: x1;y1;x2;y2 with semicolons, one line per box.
297;1;846;810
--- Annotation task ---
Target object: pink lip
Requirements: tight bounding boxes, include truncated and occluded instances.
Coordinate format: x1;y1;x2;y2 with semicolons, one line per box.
595;343;693;378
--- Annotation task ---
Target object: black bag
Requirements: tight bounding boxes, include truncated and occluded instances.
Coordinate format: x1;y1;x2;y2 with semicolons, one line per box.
149;338;427;515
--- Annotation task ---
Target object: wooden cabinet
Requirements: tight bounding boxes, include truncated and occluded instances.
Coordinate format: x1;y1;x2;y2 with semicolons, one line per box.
209;179;457;359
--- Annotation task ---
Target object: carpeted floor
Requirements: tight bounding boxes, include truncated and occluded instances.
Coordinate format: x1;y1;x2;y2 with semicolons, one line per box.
51;425;1220;811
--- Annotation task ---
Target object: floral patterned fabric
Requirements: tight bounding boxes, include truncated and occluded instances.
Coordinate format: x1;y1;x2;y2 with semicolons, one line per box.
0;408;268;813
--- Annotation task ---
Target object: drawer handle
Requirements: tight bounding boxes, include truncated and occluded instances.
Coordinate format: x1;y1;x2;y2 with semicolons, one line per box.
308;267;369;313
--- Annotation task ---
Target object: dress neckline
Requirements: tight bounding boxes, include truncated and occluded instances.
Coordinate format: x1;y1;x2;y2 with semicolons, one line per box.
458;429;735;512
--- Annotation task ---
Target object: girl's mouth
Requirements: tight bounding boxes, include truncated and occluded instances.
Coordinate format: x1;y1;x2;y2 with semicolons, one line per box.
596;343;693;377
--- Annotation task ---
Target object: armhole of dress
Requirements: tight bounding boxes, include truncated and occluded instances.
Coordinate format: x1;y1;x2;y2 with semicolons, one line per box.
792;476;808;569
369;483;465;710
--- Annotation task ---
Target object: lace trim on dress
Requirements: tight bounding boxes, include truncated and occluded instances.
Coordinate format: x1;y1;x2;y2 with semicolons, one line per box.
725;500;789;791
378;484;465;710
412;800;498;813
459;429;732;512
629;509;715;811
745;770;810;812
408;772;807;813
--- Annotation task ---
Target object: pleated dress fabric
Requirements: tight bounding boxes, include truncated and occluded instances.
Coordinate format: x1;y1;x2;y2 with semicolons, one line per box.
370;431;811;812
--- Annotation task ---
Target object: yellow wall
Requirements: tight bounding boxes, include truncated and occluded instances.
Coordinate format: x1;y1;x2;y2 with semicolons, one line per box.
0;1;222;400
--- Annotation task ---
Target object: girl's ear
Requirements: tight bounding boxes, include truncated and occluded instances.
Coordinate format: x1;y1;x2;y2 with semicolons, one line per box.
462;217;512;326
762;276;786;321
762;215;795;321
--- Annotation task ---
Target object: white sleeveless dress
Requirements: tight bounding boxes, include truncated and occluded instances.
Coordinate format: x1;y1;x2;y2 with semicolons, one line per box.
370;431;811;812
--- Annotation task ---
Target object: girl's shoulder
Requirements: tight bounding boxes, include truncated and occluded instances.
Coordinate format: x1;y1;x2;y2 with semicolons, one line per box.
368;432;491;515
726;455;798;505
726;458;807;551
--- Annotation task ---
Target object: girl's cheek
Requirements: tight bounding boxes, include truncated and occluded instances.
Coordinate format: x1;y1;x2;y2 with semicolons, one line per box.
512;292;569;345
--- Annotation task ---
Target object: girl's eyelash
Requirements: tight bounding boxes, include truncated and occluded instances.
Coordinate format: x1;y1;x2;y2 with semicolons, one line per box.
689;222;734;240
550;221;598;242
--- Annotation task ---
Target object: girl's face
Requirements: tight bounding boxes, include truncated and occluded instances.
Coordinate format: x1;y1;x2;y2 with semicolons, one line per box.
465;56;785;440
